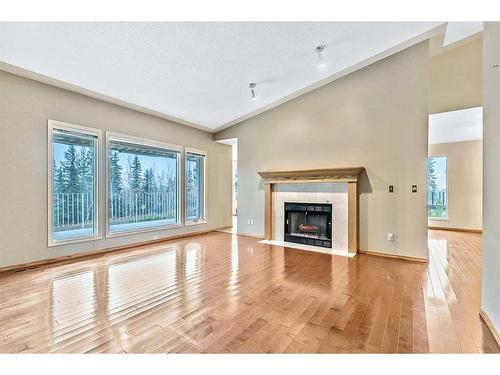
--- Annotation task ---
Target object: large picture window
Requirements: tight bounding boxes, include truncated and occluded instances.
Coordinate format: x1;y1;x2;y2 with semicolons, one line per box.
107;134;181;235
185;149;206;224
48;120;100;245
428;156;448;219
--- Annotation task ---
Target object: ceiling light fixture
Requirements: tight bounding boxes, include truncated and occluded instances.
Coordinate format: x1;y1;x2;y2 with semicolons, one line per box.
315;45;327;69
249;82;258;100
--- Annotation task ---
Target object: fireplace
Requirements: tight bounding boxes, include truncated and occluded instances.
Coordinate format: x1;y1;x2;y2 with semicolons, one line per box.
284;202;332;249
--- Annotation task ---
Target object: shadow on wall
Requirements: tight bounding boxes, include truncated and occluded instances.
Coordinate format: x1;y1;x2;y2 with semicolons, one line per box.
358;169;372;195
358;169;373;249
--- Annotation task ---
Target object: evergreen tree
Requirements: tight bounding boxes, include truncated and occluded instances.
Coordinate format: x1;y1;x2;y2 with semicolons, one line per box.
142;168;156;193
79;147;94;193
165;166;177;192
53;160;66;226
186;159;199;194
129;155;143;193
187;165;194;188
428;158;437;192
61;144;82;193
156;171;166;193
109;151;123;194
54;164;66;193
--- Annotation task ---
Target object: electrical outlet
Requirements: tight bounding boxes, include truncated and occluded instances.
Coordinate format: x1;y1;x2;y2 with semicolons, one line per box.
411;185;418;193
387;233;395;242
388;185;394;193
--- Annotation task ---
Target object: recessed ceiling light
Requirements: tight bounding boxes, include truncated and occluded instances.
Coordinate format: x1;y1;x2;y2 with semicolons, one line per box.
315;45;327;70
249;82;258;101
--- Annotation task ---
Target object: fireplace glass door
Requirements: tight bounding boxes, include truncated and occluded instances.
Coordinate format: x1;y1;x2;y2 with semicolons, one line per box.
284;202;332;248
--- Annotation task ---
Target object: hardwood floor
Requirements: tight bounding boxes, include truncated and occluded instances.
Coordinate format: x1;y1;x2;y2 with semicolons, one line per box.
0;230;498;353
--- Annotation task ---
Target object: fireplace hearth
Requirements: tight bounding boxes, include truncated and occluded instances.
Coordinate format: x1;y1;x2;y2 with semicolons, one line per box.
284;202;332;249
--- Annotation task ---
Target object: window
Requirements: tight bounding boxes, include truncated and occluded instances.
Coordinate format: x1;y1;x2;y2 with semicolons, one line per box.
428;156;448;219
185;149;206;224
48;120;100;245
107;133;181;235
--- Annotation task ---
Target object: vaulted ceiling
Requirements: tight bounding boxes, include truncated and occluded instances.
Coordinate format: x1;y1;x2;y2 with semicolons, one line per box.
429;107;483;144
0;22;481;132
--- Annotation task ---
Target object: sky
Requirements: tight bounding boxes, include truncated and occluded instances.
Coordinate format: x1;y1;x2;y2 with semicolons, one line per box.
116;152;176;178
431;156;447;191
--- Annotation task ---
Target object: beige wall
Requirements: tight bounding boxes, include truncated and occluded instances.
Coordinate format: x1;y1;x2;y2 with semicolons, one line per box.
428;140;482;231
216;41;430;259
430;37;482;114
0;70;232;269
482;22;500;340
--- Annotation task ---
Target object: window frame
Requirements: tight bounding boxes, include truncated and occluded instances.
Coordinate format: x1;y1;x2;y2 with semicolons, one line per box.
428;155;449;221
47;119;102;247
105;131;184;237
184;147;207;226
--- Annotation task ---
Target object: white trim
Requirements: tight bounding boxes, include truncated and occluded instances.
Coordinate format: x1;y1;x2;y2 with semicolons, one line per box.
105;223;184;239
429;217;450;222
105;131;183;237
47;119;102;247
185;148;207;225
185;219;208;227
106;131;183;153
185;147;207;157
428;155;449;221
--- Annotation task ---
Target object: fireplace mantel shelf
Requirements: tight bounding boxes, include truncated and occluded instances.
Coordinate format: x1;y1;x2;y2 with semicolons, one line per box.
258;167;365;184
258;167;365;254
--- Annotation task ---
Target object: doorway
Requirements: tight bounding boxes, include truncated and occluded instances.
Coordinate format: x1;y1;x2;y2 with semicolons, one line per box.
427;107;483;232
216;138;238;234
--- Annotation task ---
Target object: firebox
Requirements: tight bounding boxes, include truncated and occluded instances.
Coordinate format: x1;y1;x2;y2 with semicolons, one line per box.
284;202;332;249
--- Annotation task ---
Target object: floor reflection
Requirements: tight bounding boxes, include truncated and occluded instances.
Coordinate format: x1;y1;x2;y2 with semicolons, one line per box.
0;230;497;353
229;235;239;285
51;268;96;343
184;242;203;280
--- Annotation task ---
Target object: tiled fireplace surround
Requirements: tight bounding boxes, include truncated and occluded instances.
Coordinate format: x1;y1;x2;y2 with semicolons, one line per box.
273;183;348;252
257;167;364;256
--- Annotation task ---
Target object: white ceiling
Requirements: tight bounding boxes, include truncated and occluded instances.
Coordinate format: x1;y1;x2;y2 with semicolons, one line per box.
443;22;483;46
0;22;479;132
429;107;483;145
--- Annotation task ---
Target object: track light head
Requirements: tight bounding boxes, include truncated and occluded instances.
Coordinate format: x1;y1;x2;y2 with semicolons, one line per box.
249;82;258;100
315;45;327;69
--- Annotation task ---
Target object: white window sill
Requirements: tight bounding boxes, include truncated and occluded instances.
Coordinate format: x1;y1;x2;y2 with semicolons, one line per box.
185;219;207;226
428;217;450;222
49;234;101;247
106;221;183;238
